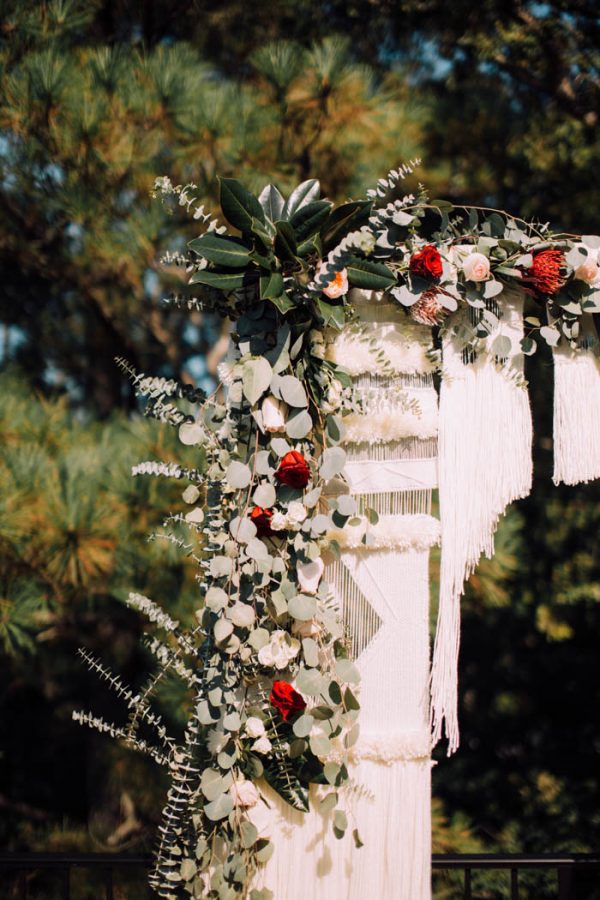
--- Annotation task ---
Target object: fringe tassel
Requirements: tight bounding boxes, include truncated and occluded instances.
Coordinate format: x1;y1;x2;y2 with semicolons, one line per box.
552;315;600;485
431;293;532;753
251;758;432;900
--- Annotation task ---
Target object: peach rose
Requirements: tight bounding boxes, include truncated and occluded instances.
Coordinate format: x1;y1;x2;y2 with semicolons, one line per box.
462;252;490;282
574;254;600;286
322;269;349;299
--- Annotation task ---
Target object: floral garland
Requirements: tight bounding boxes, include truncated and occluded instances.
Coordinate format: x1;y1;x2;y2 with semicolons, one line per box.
74;165;599;900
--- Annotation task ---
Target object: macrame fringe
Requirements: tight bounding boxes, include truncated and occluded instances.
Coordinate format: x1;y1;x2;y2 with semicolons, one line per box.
251;757;432;900
327;513;440;552
552;316;600;485
431;295;532;754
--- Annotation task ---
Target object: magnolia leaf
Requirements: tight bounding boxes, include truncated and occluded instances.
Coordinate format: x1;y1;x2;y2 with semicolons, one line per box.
219;177;265;232
204;792;234;822
226;461;252;489
346;258;396;290
189;270;246;290
274;221;298;262
286;410;313;439
288;594;317;620
320;447;346;480
258;184;285;221
260;272;285;300
292;713;314;738
289;200;332;241
253;483;276;507
279;375;308;408
282;179;321;219
188;233;250;268
242;358;273;406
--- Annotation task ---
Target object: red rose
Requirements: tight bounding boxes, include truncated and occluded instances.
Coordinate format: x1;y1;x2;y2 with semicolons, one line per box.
525;249;566;296
275;451;310;489
409;244;443;280
250;505;273;537
270;680;307;722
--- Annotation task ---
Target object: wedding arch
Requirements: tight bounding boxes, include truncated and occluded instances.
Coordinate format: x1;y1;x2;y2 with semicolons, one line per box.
74;162;600;899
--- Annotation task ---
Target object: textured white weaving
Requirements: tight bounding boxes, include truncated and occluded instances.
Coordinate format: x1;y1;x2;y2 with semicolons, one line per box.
254;294;437;899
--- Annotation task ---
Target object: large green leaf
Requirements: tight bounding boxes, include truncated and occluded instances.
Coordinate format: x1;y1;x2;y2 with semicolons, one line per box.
274;221;298;261
188;233;250;269
290;200;332;242
321;200;371;251
258;183;285;221
189;269;247;290
282;179;321;219
346;258;396;290
316;298;346;329
218;177;265;233
267;293;296;315
260;272;284;299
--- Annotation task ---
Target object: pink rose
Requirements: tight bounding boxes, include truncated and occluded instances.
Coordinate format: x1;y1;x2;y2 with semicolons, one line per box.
462;252;490;282
322;268;349;299
574;257;600;285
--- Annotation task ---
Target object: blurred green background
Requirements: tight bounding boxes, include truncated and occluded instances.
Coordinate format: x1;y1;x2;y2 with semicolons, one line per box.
1;1;599;897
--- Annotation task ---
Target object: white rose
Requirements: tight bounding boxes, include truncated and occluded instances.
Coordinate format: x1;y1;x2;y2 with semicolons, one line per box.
286;501;308;527
257;631;301;669
462;252;491;282
261;396;287;432
230;777;260;809
251;736;273;754
245;717;266;738
297;558;324;595
269;511;287;531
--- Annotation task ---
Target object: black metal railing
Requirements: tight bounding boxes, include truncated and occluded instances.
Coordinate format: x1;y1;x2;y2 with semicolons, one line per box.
1;852;599;898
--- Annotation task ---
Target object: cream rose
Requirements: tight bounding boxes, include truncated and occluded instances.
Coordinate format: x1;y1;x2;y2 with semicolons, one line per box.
251;736;273;754
462;252;491;282
323;268;349;299
257;630;301;669
286;500;308;527
245;717;266;738
269;511;287;531
574;250;600;285
230;776;260;809
297;558;324;595
261;395;287;432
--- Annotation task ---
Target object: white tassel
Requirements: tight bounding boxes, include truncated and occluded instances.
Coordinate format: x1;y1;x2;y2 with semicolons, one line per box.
431;293;532;753
552;315;600;485
251;758;432;900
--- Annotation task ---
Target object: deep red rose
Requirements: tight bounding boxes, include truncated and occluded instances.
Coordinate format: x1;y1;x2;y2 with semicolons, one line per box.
250;505;273;537
409;244;443;280
525;249;566;296
270;680;307;722
275;450;310;489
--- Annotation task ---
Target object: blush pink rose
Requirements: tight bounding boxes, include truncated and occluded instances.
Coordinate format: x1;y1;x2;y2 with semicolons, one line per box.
462;252;491;282
574;257;600;285
322;268;349;299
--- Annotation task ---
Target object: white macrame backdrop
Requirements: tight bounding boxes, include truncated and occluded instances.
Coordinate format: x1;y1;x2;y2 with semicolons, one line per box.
253;292;437;899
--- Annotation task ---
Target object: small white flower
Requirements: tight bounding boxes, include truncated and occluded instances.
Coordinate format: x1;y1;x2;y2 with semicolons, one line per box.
286;501;307;527
251;736;273;754
230;776;260;809
258;630;301;669
245;717;266;738
270;511;288;531
462;251;491;282
262;396;287;432
297;558;324;595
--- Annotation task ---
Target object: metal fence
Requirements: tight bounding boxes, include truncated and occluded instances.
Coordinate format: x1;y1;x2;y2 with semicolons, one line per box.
1;852;599;898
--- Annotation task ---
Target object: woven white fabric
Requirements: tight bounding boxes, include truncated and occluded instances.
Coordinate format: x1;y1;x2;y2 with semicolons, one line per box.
255;305;436;899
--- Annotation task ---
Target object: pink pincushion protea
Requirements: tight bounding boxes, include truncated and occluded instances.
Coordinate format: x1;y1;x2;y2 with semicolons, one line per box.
410;289;447;325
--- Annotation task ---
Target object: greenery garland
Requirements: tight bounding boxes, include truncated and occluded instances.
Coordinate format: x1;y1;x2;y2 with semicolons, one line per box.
75;163;600;899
